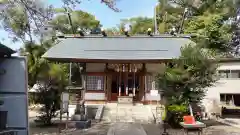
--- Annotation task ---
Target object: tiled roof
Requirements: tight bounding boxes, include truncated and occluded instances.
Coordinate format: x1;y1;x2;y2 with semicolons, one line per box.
0;43;16;57
42;36;194;62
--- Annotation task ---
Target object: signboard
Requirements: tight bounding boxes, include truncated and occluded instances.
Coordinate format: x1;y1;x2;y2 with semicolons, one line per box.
150;90;158;96
97;79;102;90
61;92;69;113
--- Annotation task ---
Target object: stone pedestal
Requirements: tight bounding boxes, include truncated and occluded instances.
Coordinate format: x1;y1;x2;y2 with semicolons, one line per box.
70;100;91;129
118;96;133;104
71;114;87;121
75;120;91;129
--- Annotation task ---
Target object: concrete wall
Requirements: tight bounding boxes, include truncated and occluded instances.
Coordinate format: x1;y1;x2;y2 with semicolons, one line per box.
84;93;105;100
0;57;28;135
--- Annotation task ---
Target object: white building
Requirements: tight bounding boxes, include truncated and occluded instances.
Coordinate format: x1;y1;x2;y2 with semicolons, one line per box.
203;58;240;114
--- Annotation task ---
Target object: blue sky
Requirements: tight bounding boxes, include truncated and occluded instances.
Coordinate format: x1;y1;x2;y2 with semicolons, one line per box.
1;0;158;50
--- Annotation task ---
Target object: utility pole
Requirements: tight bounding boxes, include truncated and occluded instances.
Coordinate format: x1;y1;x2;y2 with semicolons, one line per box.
154;2;160;35
64;6;74;85
64;7;75;34
178;8;188;34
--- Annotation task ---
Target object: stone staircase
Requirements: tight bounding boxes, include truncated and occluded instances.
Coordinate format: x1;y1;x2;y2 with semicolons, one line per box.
102;103;155;123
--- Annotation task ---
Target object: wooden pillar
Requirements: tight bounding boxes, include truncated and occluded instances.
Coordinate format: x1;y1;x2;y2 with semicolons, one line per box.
232;95;235;105
107;73;112;101
141;63;146;101
81;63;86;100
119;71;121;96
139;75;145;101
224;94;226;104
126;71;128;96
133;70;136;96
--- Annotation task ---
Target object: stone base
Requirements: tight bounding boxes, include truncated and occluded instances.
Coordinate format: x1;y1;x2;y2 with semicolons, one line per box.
71;114;87;121
118;96;133;104
75;120;91;129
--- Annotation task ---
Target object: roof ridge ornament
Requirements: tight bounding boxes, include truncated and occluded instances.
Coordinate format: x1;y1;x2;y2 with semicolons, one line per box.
147;28;153;36
77;28;85;37
101;28;107;37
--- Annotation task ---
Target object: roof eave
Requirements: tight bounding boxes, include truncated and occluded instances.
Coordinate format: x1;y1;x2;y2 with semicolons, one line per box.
0;44;16;57
43;57;173;63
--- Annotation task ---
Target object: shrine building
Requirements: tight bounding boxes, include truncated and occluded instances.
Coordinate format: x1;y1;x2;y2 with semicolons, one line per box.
42;34;193;104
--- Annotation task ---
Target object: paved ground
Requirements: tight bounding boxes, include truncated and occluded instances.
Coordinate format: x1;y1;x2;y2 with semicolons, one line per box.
29;110;240;135
107;123;147;135
29;121;240;135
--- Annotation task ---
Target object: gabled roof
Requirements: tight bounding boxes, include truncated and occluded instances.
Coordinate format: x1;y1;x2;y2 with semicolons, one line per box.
42;36;194;62
0;43;16;57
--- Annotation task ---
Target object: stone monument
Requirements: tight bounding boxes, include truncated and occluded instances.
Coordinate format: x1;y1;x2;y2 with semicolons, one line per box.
71;100;91;129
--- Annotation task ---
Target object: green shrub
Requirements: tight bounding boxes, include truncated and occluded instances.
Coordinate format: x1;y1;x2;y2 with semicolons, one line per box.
166;104;188;128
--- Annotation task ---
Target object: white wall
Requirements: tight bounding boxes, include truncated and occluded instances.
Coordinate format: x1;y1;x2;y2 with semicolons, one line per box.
84;93;105;100
86;63;105;72
0;57;28;135
218;62;240;70
145;93;161;101
202;61;240;114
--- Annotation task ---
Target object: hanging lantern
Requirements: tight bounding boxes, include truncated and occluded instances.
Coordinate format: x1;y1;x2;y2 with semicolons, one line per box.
134;64;137;72
126;64;129;72
116;64;120;72
119;64;122;72
129;64;132;72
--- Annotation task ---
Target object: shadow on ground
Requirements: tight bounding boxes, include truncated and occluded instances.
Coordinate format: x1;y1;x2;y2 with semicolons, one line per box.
29;119;240;135
203;120;230;127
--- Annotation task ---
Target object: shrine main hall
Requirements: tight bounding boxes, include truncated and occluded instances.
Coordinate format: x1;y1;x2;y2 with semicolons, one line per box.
42;34;193;104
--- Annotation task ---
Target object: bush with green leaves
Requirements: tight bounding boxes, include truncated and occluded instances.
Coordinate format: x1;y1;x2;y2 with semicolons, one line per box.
166;104;188;128
34;80;63;125
33;62;68;126
157;44;218;127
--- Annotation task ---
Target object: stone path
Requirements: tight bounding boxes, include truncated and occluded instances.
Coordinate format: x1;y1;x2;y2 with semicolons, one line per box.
29;120;240;135
107;123;147;135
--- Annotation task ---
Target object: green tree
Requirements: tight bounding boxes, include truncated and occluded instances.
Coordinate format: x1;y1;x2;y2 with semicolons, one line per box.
165;0;237;55
157;45;217;105
119;17;154;34
156;0;183;33
0;0;53;43
34;65;68;125
49;9;101;34
184;13;232;54
156;44;218;127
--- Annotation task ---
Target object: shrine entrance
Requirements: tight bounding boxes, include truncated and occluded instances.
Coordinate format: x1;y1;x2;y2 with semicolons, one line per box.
108;64;144;102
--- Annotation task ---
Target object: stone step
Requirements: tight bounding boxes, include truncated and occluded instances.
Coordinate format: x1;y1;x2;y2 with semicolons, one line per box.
102;104;154;123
